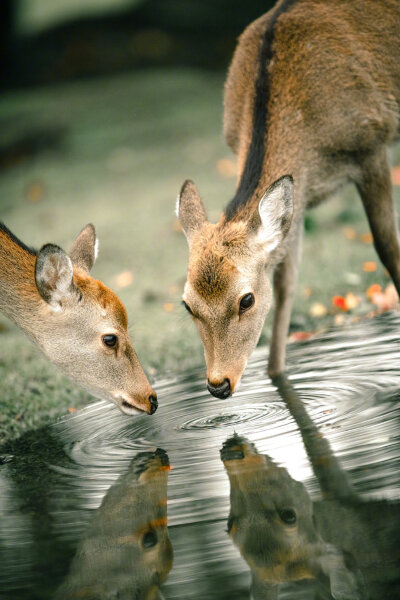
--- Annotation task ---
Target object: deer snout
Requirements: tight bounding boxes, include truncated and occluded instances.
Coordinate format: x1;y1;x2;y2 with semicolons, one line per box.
117;387;158;416
148;393;158;415
207;378;231;399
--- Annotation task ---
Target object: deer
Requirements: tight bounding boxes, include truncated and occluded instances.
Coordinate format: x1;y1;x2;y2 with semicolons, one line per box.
56;448;173;600
0;222;158;416
177;0;400;399
221;376;400;599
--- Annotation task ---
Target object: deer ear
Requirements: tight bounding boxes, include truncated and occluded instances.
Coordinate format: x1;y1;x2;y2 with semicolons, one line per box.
317;545;363;600
69;223;98;272
176;180;208;245
255;175;294;253
35;244;77;310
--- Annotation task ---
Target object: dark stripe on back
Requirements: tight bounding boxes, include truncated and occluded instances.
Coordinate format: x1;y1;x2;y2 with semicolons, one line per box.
0;222;37;255
225;0;298;220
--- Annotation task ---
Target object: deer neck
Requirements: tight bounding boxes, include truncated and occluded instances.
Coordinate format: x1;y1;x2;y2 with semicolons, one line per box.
0;226;44;341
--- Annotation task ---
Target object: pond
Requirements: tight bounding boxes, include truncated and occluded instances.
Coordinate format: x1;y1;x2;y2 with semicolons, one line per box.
1;312;399;599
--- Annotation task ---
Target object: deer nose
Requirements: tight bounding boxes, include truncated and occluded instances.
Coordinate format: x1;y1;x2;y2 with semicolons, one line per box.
207;378;231;399
148;393;158;415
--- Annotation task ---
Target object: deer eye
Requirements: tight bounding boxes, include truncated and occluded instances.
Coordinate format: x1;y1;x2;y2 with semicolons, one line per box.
239;293;254;314
279;509;297;525
142;529;158;549
102;334;118;348
182;300;194;316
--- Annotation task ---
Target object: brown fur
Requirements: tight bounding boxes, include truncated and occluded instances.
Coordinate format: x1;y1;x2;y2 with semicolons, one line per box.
179;0;400;388
74;271;128;329
188;221;250;300
0;224;156;415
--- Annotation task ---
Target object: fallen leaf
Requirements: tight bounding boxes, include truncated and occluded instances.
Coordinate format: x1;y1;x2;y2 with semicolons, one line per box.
217;158;237;178
333;293;360;311
342;226;356;240
363;261;377;272
163;302;175;312
366;283;382;300
370;283;399;312
334;314;346;326
359;232;373;244
303;287;313;298
68;407;77;414
309;302;327;317
289;331;315;342
113;270;134;289
332;295;347;311
344;292;360;310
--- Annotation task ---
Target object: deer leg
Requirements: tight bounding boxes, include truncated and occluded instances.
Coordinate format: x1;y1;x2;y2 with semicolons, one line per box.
357;149;400;296
268;220;303;378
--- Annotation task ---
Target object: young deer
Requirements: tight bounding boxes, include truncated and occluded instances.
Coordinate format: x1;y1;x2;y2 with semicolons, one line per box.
56;448;172;599
177;0;400;398
0;222;157;416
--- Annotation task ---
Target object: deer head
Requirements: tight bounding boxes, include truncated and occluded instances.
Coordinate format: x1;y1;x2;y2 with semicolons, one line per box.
56;448;173;599
177;176;293;397
221;435;362;600
32;224;157;416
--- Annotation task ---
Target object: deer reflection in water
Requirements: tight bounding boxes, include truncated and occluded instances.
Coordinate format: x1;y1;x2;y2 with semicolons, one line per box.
221;375;400;600
56;448;173;600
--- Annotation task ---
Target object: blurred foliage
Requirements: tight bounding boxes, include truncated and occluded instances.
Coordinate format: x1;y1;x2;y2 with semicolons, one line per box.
1;0;275;89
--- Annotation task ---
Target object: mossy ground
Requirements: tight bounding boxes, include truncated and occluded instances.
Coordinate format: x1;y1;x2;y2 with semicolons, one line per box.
0;68;399;443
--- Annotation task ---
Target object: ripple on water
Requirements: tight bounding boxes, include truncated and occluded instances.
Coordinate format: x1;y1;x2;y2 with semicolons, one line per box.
1;313;399;599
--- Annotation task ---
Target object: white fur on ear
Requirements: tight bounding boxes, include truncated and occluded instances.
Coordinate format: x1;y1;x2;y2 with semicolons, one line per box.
175;193;181;219
257;175;294;253
94;237;99;262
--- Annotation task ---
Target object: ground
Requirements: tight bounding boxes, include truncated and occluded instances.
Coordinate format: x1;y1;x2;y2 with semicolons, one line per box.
0;68;399;443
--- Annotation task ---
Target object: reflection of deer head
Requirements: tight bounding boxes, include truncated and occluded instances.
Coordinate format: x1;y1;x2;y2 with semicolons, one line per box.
57;448;173;600
221;434;362;600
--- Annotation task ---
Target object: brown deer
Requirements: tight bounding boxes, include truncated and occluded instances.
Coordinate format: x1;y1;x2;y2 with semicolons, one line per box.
221;377;400;599
221;434;362;600
0;222;157;415
177;0;400;398
56;448;173;599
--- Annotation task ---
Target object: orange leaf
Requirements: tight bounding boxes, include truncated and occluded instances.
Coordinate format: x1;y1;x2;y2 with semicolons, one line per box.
68;407;77;413
342;226;356;240
113;270;134;289
163;302;175;312
359;232;373;244
289;331;315;342
370;285;398;312
366;283;382;300
363;261;377;272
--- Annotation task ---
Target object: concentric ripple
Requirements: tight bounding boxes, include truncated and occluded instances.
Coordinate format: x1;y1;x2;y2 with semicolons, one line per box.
1;313;400;599
178;403;280;431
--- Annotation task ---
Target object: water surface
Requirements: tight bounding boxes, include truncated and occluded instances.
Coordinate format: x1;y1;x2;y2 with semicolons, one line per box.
1;313;399;598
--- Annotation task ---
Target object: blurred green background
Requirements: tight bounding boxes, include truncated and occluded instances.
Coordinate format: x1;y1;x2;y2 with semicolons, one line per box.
0;0;399;442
